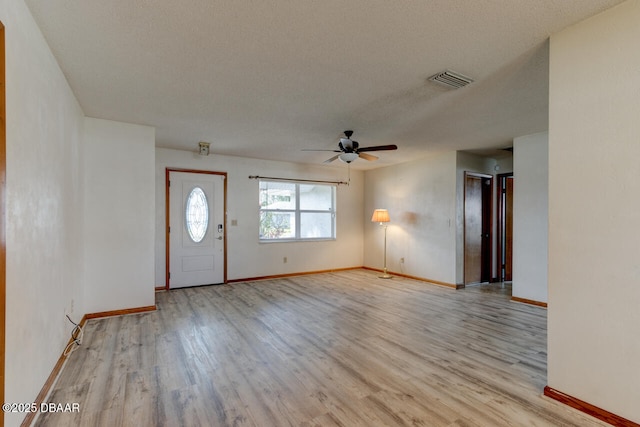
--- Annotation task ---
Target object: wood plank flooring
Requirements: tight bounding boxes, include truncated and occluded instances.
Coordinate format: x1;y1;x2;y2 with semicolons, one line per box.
34;270;607;426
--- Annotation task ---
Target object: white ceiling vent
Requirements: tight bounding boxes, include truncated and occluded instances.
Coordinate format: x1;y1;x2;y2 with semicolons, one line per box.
428;70;474;89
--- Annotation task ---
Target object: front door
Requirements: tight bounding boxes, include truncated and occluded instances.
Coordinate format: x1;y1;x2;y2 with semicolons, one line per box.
168;171;225;288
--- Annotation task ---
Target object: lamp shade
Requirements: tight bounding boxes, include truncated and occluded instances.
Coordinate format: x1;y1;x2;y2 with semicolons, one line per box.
371;209;390;223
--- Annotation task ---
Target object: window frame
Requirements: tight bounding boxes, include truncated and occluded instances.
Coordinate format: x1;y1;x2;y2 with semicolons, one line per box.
259;180;336;242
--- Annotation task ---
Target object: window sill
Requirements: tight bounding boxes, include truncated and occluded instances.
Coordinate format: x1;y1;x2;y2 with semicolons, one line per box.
259;238;336;244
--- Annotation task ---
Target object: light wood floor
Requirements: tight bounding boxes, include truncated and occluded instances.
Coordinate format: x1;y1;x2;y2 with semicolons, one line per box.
35;269;607;426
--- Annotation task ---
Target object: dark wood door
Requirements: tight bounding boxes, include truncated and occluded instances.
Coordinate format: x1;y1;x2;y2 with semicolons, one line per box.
464;173;492;285
464;175;483;284
497;174;514;282
504;176;514;281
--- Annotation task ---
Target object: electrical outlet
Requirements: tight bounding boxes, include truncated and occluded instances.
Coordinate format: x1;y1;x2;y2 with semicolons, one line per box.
400;257;405;264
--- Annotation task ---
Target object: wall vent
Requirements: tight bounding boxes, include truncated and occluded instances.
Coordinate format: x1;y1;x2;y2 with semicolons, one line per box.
428;70;474;89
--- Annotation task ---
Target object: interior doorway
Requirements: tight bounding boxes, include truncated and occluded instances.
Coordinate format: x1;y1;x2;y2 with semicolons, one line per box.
497;173;514;282
464;172;492;285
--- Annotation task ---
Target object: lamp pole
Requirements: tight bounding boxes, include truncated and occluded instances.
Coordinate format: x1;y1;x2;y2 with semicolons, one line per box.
371;209;392;279
380;223;392;279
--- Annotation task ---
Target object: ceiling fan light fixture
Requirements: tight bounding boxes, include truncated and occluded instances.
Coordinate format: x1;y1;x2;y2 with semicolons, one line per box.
339;153;358;163
303;130;396;164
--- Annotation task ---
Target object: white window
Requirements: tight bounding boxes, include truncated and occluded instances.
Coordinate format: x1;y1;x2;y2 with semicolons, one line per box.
259;180;336;241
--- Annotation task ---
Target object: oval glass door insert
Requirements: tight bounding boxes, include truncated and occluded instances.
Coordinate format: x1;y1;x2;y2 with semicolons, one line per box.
185;187;209;243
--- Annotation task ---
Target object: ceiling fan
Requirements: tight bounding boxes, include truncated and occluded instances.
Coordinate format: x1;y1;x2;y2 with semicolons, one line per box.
303;130;398;163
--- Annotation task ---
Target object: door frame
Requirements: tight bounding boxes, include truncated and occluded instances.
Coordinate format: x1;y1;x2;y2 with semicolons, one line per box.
1;21;6;427
497;173;514;282
463;172;493;285
165;168;227;290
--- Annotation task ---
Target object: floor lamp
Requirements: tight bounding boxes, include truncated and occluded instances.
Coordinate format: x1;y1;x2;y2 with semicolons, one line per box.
371;209;392;279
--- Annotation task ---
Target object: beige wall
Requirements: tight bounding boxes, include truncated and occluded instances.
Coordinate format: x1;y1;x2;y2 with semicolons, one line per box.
364;152;458;285
363;150;513;287
155;148;364;282
512;132;548;303
548;0;640;422
83;118;156;314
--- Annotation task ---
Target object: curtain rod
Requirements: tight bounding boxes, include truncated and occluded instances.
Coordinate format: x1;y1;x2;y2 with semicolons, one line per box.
248;175;349;186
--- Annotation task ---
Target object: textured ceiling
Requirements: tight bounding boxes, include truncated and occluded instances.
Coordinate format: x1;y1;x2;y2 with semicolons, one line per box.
26;0;624;169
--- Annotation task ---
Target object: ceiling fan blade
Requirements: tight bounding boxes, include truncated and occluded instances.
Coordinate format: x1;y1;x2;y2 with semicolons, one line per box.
323;155;340;163
358;152;378;161
357;144;398;152
301;149;341;152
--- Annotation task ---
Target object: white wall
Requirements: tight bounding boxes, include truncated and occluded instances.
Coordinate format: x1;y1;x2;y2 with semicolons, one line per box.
155;148;364;283
1;1;85;426
364;152;457;285
548;0;640;423
84;118;156;313
495;155;513;175
512;132;548;303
